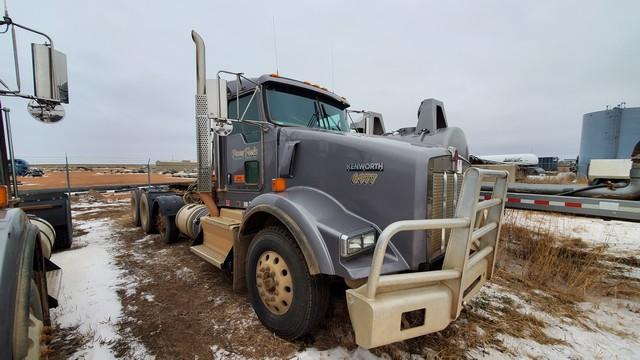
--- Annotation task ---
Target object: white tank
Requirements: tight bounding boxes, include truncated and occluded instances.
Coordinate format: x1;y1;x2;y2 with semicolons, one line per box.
478;153;539;166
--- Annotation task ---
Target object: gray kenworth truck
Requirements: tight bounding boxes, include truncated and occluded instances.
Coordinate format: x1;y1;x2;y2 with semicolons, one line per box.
131;31;508;348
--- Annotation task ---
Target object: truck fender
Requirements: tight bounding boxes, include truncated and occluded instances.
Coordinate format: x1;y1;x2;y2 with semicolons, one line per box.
0;210;41;358
239;186;381;277
153;194;184;217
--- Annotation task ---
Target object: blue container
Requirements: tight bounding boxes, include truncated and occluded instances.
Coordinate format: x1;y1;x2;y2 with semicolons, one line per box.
538;157;559;172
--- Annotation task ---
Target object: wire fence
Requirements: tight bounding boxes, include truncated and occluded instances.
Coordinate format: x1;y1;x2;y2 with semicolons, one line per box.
13;153;197;194
20;154;194;166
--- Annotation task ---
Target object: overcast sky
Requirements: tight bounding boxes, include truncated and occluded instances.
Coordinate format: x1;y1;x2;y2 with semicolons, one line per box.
1;0;638;164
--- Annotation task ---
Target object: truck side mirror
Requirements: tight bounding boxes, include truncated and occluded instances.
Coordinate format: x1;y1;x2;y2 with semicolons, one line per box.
31;43;69;104
207;78;233;136
212;119;233;136
27;100;65;123
207;79;228;119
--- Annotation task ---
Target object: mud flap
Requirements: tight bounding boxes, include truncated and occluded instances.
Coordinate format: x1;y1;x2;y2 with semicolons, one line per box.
45;257;62;308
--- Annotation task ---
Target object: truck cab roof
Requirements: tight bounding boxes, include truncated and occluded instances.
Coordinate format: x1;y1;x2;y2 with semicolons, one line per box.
226;74;350;109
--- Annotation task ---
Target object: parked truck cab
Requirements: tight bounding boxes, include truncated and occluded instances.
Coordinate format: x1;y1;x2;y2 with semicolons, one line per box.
134;32;509;349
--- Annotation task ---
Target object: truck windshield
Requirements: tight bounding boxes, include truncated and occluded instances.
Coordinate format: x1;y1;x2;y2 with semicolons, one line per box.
265;88;349;132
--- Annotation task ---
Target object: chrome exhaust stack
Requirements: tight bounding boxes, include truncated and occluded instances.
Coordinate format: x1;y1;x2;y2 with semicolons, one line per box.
191;30;219;216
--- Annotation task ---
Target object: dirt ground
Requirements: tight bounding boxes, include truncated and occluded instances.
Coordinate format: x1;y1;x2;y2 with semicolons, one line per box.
49;193;640;359
18;171;192;190
65;195;359;359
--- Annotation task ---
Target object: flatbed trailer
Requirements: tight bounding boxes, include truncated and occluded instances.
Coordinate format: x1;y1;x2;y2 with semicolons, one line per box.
481;191;640;222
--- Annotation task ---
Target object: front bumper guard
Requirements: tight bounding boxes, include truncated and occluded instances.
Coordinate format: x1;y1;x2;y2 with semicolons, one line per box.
346;168;508;348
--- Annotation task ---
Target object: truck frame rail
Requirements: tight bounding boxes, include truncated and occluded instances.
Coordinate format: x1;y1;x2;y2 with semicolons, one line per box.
346;168;508;348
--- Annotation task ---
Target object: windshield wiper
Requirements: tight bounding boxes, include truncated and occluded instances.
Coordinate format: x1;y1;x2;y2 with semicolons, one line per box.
306;112;318;128
320;104;341;131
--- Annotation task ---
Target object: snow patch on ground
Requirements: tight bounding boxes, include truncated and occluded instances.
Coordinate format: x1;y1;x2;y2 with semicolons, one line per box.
508;209;640;257
72;202;125;210
209;345;382;360
175;266;196;282
294;347;383;359
51;213;153;359
469;280;640;359
135;235;155;244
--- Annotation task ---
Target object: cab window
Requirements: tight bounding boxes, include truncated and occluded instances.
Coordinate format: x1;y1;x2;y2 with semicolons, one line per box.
228;93;261;143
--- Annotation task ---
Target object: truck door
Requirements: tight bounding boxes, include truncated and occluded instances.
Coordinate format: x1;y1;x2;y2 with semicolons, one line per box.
220;93;263;193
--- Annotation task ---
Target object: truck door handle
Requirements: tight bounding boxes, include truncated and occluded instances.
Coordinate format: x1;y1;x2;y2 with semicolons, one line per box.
278;141;300;178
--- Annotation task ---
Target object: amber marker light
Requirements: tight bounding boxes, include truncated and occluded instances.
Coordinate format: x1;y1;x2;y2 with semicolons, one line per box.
271;178;287;192
0;185;8;208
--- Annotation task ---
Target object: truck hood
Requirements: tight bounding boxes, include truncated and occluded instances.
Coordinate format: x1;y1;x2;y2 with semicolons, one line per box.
279;127;452;269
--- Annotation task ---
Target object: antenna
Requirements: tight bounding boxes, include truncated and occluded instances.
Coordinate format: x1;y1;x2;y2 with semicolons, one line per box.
272;16;279;75
331;46;335;91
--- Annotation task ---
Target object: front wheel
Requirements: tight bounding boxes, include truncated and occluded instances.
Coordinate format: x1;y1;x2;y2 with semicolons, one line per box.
246;226;329;340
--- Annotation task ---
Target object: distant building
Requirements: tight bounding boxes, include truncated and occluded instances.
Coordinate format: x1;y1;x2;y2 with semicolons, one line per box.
154;160;197;172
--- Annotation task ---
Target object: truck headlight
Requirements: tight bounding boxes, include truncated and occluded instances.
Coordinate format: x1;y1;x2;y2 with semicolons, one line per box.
341;229;376;257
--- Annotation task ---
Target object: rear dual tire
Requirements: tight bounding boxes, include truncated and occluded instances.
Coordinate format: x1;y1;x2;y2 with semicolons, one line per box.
135;191;180;243
246;226;329;340
157;215;179;244
139;193;157;234
130;191;141;227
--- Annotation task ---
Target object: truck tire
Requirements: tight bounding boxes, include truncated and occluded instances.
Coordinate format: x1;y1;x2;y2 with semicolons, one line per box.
246;226;329;340
140;193;157;234
157;215;179;244
131;191;141;227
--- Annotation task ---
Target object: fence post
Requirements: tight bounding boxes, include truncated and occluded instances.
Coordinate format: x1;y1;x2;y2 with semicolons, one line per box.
65;153;72;203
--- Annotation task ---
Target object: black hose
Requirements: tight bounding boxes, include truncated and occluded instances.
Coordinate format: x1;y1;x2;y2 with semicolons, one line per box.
556;182;623;196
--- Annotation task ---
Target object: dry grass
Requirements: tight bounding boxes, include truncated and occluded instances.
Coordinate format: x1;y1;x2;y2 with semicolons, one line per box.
366;210;630;358
48;324;91;360
499;220;607;302
499;210;640;301
409;209;640;357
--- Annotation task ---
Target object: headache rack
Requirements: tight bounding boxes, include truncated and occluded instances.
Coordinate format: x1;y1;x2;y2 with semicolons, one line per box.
346;168;508;348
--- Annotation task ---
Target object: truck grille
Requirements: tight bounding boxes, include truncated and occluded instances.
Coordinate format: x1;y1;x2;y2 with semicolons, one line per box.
428;172;463;262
